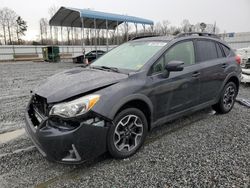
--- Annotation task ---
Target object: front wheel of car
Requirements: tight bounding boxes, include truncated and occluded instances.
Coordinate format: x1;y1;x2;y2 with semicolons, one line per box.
212;82;237;114
107;108;148;159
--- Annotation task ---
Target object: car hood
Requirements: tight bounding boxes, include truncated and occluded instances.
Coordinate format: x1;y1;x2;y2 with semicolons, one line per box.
35;67;128;103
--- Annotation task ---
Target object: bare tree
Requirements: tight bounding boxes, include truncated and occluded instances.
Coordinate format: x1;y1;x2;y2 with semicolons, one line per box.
16;16;27;44
39;18;49;44
194;22;201;32
118;22;132;43
0;8;7;44
153;20;170;35
48;5;59;44
0;8;17;44
66;27;71;45
161;20;170;35
168;26;180;35
5;8;17;44
74;28;80;45
109;30;116;45
181;19;191;32
154;22;162;35
101;29;105;45
48;5;59;18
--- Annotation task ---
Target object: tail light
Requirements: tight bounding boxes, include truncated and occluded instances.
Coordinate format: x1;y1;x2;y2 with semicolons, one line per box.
235;55;241;65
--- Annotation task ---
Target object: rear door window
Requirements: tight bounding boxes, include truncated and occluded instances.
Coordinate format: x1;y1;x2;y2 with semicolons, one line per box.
196;40;218;62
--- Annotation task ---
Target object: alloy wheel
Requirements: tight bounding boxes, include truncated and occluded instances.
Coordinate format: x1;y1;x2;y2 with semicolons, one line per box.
114;115;143;152
223;85;236;110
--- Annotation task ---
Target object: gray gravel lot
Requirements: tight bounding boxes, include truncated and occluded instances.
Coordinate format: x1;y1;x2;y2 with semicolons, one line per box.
0;61;249;188
0;61;77;133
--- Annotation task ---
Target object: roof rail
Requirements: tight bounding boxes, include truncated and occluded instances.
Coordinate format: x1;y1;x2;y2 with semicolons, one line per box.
130;35;161;41
176;32;220;39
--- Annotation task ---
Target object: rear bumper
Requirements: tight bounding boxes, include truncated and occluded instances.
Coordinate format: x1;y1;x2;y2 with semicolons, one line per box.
24;99;110;164
72;55;84;63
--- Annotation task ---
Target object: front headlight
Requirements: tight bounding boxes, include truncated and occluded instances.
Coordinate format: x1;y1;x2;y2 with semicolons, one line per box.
49;94;100;118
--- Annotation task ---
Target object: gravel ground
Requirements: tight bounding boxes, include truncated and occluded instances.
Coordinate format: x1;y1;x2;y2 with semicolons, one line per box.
0;61;77;134
0;61;249;188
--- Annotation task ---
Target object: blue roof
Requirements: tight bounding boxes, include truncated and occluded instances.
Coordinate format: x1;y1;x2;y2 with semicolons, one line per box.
49;7;154;29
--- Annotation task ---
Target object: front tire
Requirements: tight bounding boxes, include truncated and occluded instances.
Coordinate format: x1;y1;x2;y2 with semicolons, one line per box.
107;108;148;159
212;82;237;114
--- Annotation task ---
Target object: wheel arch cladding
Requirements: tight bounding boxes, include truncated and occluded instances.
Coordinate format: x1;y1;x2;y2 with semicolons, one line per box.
226;76;239;93
113;98;153;131
218;73;240;98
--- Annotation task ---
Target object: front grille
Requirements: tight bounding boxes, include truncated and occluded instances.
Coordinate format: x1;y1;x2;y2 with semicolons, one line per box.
241;58;250;68
32;94;49;116
28;95;49;127
246;61;250;69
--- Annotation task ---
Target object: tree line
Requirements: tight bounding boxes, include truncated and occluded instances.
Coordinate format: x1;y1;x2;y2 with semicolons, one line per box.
0;7;27;45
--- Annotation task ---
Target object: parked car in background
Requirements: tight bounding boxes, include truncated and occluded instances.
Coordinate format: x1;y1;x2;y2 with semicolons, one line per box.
241;59;250;83
73;50;106;64
25;32;241;164
237;47;250;83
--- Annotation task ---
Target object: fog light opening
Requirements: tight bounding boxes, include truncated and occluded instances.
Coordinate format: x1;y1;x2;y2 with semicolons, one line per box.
62;144;81;162
83;117;105;127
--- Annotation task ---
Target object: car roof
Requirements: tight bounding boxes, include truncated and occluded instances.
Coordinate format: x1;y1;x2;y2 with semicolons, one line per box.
133;36;174;42
89;50;105;52
132;33;230;48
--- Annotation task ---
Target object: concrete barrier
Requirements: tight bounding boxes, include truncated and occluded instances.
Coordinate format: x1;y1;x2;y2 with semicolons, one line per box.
0;45;115;61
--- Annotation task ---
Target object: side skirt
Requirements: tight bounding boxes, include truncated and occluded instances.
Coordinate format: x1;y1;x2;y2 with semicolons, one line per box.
151;100;217;129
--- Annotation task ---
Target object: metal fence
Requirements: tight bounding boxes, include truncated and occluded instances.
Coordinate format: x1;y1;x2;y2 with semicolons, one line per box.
0;45;116;61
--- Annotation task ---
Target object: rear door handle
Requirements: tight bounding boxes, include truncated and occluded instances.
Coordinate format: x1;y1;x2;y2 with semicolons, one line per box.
192;71;201;77
222;63;227;68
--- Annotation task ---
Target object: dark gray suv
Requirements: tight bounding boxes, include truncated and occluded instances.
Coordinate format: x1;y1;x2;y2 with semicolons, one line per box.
25;32;241;164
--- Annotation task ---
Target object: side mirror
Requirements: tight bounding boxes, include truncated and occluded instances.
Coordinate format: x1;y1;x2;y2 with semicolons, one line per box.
165;60;184;72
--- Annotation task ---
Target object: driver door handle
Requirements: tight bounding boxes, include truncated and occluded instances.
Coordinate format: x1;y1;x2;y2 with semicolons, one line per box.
192;71;201;77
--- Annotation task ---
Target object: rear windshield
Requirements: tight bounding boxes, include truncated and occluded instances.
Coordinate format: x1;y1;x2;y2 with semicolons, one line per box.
91;41;167;71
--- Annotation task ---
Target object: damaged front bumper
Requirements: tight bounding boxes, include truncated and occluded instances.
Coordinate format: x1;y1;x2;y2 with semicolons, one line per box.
24;97;111;164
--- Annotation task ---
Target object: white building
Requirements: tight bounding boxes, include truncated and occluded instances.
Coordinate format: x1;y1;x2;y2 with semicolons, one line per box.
220;32;250;49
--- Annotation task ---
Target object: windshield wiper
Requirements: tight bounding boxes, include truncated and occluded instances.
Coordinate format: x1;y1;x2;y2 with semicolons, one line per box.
101;66;119;72
91;65;119;73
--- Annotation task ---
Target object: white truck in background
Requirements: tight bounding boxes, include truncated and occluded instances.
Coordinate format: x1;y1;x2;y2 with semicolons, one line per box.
237;47;250;83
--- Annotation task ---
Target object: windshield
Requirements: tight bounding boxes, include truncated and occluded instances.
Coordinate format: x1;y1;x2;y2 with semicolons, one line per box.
91;41;167;71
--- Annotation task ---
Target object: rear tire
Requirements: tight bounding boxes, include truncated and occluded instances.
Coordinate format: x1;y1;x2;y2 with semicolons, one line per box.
212;82;237;114
107;108;148;159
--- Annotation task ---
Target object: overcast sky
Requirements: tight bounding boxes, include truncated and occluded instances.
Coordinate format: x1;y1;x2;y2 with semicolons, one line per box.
1;0;250;40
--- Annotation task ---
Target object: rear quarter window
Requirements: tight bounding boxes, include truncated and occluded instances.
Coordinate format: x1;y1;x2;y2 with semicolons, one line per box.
216;43;224;58
221;44;231;57
196;40;218;62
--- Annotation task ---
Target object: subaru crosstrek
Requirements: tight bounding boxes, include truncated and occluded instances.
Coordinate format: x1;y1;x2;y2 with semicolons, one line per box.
25;32;241;163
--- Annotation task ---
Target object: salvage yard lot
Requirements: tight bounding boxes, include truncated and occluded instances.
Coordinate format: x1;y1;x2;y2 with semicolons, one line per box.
0;61;249;187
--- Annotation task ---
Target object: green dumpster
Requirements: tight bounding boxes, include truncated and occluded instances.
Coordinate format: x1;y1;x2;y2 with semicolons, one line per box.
42;46;60;62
